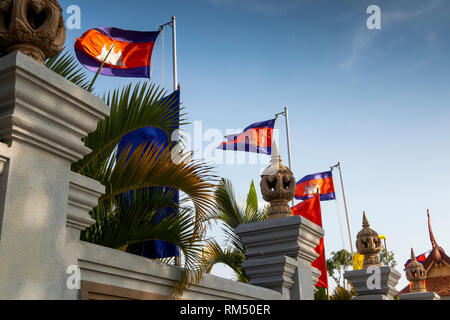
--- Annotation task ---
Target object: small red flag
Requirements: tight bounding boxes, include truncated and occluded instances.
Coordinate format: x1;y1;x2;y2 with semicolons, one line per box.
292;195;328;289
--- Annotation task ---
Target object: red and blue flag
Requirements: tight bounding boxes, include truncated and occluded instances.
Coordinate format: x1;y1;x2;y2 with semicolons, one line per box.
291;195;329;289
75;27;159;78
218;119;275;155
296;171;336;201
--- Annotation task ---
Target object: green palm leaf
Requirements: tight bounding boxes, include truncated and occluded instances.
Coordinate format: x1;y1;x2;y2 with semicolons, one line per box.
45;48;94;92
73;82;184;178
200;178;267;282
102;142;217;241
200;240;249;283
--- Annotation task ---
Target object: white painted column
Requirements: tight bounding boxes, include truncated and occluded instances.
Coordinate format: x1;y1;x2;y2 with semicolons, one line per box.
0;51;109;299
235;216;324;300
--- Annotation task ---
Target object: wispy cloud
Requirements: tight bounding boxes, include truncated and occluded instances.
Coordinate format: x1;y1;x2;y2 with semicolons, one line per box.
382;0;446;25
207;0;311;15
340;0;447;70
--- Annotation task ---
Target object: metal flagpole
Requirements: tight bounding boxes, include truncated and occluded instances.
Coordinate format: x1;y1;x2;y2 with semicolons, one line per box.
171;16;181;267
160;16;181;266
284;107;293;174
332;162;354;255
329;174;347;251
171;16;178;91
275;107;294;207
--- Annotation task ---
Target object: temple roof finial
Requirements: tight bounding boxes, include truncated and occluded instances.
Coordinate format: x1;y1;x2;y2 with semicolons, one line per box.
427;209;438;248
427;210;442;264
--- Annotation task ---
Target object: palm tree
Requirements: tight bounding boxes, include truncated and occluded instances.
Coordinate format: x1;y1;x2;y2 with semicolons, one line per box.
200;178;268;283
329;286;356;300
45;49;217;296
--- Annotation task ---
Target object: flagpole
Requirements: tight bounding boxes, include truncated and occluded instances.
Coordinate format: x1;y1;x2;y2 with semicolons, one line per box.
275;107;294;207
171;16;178;91
332;162;354;255
172;16;181;267
160;16;181;266
284;107;293;174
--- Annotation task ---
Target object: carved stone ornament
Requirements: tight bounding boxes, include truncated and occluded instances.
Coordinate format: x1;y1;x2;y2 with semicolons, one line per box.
356;212;382;269
0;0;66;64
260;144;296;220
405;248;427;293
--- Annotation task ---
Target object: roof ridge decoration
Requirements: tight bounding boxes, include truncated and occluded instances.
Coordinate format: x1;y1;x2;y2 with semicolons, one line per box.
427;210;442;265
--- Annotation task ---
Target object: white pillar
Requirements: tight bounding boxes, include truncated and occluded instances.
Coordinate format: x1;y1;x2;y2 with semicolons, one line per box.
0;52;109;299
235;216;324;300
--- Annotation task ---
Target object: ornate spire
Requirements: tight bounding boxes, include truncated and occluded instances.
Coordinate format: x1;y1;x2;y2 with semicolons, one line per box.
356;212;382;269
411;248;416;262
362;211;370;228
405;247;427;293
427;210;442;264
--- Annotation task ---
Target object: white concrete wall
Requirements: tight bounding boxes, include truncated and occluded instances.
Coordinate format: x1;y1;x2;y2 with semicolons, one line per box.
77;241;282;300
0;51;109;299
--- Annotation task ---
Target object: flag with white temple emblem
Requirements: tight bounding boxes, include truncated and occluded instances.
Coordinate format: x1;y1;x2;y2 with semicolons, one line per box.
75;27;159;78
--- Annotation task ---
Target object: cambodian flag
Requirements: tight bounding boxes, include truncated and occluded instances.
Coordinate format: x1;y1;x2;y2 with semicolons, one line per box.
291;195;329;289
218;119;275;155
75;27;159;78
295;171;336;201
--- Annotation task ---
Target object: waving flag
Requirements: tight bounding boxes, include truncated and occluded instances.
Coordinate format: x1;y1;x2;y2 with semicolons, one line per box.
75;27;159;78
292;195;328;289
296;171;336;201
117;91;181;259
218;119;275;155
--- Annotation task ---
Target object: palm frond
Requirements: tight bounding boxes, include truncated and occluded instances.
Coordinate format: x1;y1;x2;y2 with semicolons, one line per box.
199;240;248;283
197;178;269;284
45;48;94;92
245;180;259;214
73;82;185;178
329;286;356;300
101;142;217;240
211;178;244;228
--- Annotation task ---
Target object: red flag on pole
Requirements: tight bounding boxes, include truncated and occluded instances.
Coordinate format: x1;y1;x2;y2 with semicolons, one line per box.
291;194;329;289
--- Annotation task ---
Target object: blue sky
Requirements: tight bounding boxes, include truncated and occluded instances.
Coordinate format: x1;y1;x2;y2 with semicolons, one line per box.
59;0;450;290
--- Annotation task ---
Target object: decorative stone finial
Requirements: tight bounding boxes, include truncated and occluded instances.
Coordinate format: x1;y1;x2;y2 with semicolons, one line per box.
0;0;66;64
362;211;370;228
356;211;382;269
405;248;427;293
260;142;296;220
